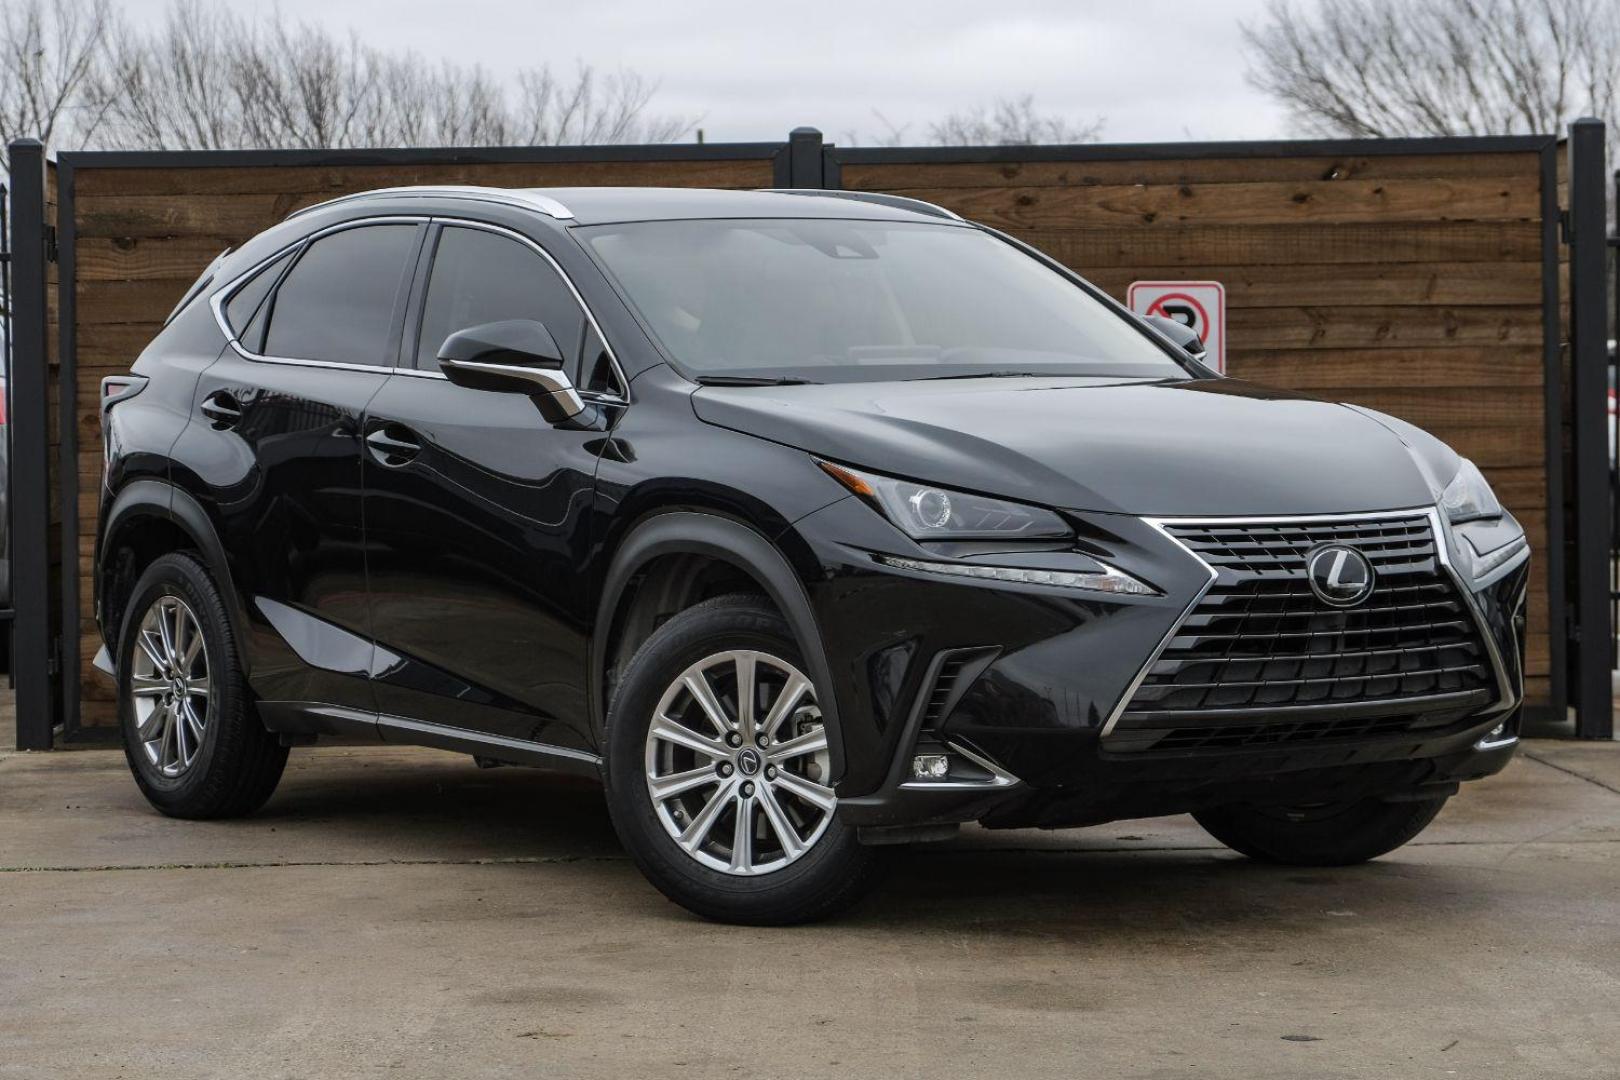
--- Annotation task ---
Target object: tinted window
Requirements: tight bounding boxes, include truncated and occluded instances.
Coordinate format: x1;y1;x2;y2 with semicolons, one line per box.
415;227;585;373
582;219;1187;384
580;325;622;395
262;225;417;366
224;249;294;353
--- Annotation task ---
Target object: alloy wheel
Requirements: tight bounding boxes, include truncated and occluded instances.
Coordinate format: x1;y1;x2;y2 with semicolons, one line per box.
129;594;212;778
644;650;835;875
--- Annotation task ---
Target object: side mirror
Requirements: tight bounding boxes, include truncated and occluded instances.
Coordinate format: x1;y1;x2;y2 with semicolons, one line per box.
438;319;584;420
1144;314;1207;361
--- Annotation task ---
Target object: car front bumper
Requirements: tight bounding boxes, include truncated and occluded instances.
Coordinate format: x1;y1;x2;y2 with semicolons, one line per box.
787;497;1530;831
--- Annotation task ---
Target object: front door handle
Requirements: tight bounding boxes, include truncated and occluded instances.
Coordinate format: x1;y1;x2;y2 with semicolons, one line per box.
365;424;422;466
199;390;242;427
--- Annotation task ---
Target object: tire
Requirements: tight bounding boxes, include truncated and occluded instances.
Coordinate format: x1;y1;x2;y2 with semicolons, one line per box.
117;551;287;819
1194;795;1449;867
604;595;884;925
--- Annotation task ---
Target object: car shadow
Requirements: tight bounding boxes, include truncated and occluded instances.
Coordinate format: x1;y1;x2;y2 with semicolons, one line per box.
248;751;1500;934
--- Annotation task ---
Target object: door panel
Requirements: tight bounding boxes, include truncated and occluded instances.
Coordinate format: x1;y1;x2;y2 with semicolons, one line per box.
363;222;608;749
363;376;603;749
180;354;390;709
176;220;421;712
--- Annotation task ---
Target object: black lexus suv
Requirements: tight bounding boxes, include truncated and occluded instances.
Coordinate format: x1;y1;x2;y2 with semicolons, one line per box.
94;186;1529;923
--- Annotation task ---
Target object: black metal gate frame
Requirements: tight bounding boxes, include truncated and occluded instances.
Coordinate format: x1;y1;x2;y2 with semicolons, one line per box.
8;140;55;748
5;125;1606;747
1566;119;1613;740
1;172;12;635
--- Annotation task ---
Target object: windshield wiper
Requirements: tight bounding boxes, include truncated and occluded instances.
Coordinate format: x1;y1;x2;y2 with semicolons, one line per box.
915;370;1052;381
694;375;819;386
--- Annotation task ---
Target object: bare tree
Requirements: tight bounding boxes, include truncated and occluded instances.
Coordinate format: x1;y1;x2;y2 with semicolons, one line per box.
513;65;694;145
89;3;695;150
842;96;1103;148
0;0;114;170
927;95;1103;146
3;0;692;154
1243;0;1620;137
841;110;913;148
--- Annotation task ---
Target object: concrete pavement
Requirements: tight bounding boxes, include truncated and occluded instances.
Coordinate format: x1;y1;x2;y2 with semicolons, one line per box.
2;727;1618;1079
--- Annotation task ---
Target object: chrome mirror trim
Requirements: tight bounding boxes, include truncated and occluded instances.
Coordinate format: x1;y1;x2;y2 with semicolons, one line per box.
439;357;586;417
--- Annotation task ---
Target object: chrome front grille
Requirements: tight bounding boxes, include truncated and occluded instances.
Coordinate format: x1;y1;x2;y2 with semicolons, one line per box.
1107;512;1495;753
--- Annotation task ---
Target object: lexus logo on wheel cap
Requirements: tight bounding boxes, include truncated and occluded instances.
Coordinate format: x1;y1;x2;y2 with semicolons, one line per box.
1306;545;1376;607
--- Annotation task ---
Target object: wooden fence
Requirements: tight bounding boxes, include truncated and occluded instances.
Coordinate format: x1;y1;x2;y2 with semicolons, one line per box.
8;129;1570;740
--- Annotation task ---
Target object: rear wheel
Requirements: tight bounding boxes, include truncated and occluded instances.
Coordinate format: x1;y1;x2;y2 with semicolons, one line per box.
117;552;287;819
604;596;884;924
1194;795;1449;866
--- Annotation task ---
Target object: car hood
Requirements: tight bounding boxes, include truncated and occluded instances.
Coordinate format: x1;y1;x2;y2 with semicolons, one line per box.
691;376;1444;517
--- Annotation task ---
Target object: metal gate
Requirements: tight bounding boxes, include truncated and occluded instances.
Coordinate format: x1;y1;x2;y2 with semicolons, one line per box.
1566;118;1614;739
1;178;14;667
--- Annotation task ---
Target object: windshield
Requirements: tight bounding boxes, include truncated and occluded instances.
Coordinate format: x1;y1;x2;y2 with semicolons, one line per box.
579;218;1189;383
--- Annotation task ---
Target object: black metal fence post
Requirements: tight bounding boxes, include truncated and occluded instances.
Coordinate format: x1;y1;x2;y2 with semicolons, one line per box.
1566;118;1613;740
1;178;12;667
8;139;59;749
784;127;826;188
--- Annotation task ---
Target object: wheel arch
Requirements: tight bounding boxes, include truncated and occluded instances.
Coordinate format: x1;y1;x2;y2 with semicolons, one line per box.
98;479;250;674
592;509;846;782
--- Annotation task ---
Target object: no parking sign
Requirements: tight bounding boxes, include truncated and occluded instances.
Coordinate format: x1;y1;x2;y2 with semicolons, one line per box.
1128;280;1226;374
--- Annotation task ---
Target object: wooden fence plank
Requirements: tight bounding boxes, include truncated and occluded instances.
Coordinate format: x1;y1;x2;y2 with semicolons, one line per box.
1007;222;1542;268
839;153;1541;189
77;236;234;283
890;178;1538;229
1226;305;1543;349
1082;261;1544;307
1226;346;1545;388
73;158;775;197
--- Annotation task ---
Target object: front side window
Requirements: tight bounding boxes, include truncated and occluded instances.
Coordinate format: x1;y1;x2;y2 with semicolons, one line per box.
414;226;585;374
580;218;1189;384
261;224;418;367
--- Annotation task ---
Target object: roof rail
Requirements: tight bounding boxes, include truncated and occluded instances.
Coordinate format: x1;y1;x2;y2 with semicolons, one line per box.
761;189;963;221
287;186;574;221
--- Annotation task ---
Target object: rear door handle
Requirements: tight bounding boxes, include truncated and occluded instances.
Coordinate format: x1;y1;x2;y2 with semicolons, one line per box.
365;425;422;466
199;391;242;426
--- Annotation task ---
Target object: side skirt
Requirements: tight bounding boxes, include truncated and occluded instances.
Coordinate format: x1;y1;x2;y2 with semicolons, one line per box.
255;700;603;778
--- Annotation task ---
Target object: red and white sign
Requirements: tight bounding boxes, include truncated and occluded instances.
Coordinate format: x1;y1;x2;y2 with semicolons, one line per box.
1127;280;1226;374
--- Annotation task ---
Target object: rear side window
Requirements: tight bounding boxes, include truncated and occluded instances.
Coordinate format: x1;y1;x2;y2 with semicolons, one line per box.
262;225;418;367
223;249;294;353
414;226;585;374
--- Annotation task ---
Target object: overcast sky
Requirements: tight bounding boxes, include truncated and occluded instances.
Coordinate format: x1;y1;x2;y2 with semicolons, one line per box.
114;0;1305;144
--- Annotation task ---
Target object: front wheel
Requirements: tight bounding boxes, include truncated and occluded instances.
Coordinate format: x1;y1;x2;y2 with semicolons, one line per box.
1194;795;1449;866
604;596;884;924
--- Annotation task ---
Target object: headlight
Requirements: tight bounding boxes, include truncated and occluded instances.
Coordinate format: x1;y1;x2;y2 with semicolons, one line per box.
817;461;1071;540
1439;459;1502;524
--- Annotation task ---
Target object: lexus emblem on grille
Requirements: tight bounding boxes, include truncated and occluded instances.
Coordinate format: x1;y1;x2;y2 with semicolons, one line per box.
1306;544;1376;607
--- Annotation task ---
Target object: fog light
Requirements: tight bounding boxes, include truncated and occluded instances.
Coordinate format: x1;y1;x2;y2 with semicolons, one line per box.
912;754;950;781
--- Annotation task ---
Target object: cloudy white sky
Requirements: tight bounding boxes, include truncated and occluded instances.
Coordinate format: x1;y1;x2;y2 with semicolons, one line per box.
114;0;1308;144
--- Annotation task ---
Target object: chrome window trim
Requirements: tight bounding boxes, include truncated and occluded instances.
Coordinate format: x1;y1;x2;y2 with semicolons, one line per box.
207;213;630;402
1097;506;1519;740
209;214;430;372
288;186;574;221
